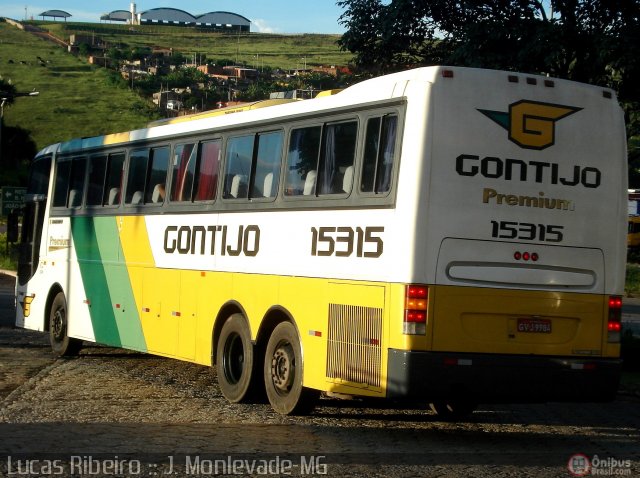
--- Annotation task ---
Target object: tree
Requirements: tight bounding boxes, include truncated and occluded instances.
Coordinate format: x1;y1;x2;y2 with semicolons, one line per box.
0;79;37;185
0;124;37;186
338;1;638;84
78;43;91;57
338;0;640;182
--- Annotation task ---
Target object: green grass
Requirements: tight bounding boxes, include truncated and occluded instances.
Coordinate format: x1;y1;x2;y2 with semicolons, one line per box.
0;21;159;151
1;20;353;153
625;262;640;296
0;233;17;271
30;21;352;70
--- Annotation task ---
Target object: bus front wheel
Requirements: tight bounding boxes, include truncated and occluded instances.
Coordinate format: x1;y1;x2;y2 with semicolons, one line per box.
264;321;318;415
216;314;256;403
49;292;82;357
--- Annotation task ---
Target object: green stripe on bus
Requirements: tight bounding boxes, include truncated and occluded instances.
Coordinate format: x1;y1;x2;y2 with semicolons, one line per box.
71;216;122;347
93;217;147;352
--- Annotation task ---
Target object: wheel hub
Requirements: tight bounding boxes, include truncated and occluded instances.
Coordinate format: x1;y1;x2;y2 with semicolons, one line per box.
52;310;64;340
271;344;294;392
223;333;244;384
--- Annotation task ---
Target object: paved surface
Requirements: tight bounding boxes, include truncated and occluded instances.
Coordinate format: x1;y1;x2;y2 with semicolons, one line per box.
0;272;639;477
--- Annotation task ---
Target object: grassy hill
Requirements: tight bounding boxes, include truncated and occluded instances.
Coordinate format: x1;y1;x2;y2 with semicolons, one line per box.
0;21;157;152
32;21;352;70
1;20;352;155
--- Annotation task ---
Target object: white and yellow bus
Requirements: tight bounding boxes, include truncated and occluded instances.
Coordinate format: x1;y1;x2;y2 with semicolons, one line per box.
14;66;627;416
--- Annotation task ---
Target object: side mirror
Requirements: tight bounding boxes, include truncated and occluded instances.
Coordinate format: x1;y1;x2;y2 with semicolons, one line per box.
7;211;19;243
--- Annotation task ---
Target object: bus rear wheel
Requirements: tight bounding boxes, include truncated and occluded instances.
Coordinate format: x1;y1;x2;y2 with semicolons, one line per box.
216;314;256;403
264;321;318;415
49;292;82;357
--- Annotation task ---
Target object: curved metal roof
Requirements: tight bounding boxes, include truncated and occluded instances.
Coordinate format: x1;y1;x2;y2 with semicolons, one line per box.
196;11;250;26
39;10;71;18
100;8;250;28
140;8;196;23
101;10;131;22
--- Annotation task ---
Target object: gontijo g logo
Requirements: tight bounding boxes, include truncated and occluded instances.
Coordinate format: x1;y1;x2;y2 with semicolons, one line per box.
479;100;582;150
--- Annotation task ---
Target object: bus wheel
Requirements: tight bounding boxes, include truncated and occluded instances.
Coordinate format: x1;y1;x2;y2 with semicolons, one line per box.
216;314;255;403
264;321;319;415
429;400;477;421
49;292;82;357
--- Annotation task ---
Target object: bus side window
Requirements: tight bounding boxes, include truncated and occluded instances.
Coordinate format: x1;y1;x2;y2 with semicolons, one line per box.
103;153;125;206
223;135;253;199
194;140;221;201
171;143;197;202
52;160;72;208
318;121;357;195
145;146;169;204
285;126;321;196
67;156;87;208
252;131;283;198
125;149;149;205
86;155;107;207
361;114;397;194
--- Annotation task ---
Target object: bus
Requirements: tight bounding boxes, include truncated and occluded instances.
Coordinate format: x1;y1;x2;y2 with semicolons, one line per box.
13;66;627;417
629;216;640;249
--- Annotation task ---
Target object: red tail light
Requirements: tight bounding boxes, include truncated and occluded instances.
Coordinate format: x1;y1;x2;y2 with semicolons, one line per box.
607;296;622;343
404;285;428;335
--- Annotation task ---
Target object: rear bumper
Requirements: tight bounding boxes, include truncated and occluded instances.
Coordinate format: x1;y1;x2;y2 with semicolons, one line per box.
386;349;621;403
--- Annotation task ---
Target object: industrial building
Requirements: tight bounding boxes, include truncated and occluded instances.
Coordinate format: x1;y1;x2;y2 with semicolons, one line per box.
101;3;250;32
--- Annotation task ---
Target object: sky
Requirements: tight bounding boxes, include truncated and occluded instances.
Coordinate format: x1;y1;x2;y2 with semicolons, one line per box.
2;1;348;34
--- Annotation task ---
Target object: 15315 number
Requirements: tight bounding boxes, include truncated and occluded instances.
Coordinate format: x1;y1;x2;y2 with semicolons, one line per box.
491;220;563;242
311;226;384;257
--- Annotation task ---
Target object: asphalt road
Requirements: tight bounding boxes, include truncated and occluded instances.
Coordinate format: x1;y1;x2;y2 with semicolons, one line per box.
0;272;639;478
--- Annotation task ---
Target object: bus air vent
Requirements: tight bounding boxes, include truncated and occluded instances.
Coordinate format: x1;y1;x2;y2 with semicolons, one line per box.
326;304;382;388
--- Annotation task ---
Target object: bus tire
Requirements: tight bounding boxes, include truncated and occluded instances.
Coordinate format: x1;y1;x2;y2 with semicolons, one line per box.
49;292;82;357
216;314;256;403
264;321;318;415
429;400;477;421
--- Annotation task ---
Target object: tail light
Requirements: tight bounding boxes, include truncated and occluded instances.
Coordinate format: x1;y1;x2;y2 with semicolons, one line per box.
607;296;622;343
404;285;428;335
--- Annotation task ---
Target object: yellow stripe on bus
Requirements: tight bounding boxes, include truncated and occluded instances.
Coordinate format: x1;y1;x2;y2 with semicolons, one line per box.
103;132;130;146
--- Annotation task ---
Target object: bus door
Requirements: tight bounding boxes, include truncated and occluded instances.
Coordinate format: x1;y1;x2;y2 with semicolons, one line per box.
17;155;53;286
16;197;47;286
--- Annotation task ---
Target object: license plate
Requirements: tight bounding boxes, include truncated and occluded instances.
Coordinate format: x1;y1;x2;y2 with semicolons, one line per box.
517;318;552;333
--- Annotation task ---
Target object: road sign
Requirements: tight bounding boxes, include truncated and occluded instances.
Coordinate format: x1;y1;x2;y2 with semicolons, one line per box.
1;187;27;216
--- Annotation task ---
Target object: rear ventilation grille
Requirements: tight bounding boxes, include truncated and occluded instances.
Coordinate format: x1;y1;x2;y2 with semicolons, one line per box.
326;304;382;388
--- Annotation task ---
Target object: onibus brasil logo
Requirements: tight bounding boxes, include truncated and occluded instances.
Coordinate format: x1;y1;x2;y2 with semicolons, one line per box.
479;100;582;150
